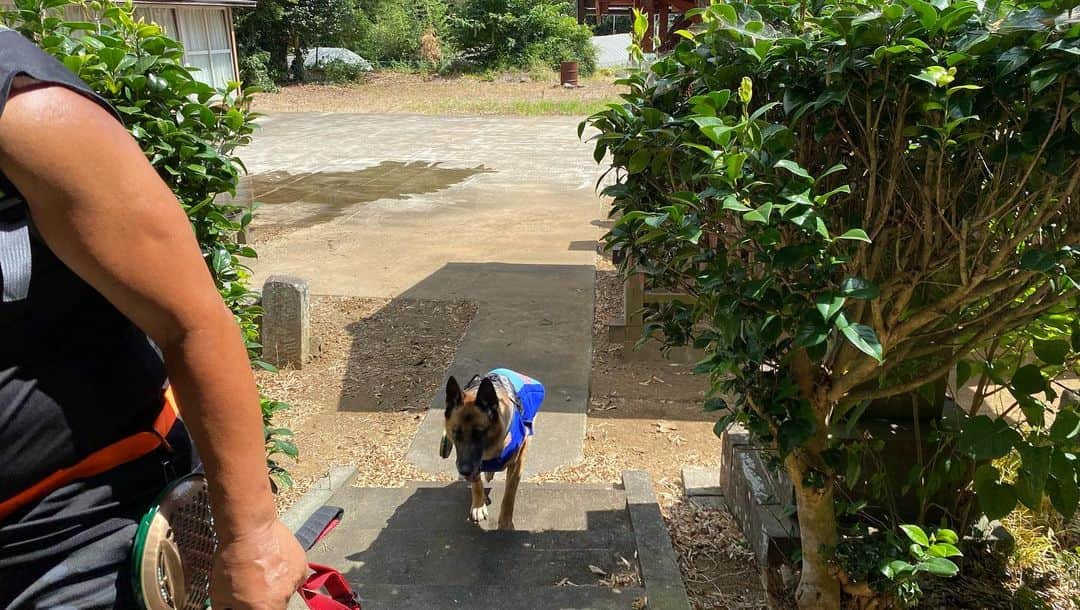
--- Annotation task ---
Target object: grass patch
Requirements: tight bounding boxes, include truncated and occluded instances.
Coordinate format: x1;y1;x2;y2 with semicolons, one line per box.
252;70;622;116
996;453;1080;605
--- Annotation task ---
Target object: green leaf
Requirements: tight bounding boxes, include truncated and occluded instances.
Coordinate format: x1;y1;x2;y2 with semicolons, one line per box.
900;524;930;547
956;360;974;387
958;416;1020;460
722;196;752;212
704;397;728;412
974;465;1018;520
937;2;976;33
1012;364;1046;396
1017;395;1046;428
935;528;959;545
726;153;747;181
713;4;736;23
713;417;735;438
837;229;871;243
1050;409;1080;442
633;9;649;38
816;293;846;322
738;76;753;105
628;149;651;174
997;46;1031;77
774;159;811;180
1033;339;1069;365
903;0;938;29
742;202;773;224
1048;470;1080;520
835;315;884;362
1016;444;1053;509
840;277;880;299
1020;250;1056;273
913;65;956;87
794;317;828;348
916;557;959;577
881;559;915;579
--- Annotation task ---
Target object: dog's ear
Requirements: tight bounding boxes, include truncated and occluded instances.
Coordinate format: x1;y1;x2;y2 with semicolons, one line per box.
476;378;499;417
445;376;464;416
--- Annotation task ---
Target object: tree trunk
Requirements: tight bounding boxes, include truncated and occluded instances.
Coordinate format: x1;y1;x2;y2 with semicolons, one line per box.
786;452;841;610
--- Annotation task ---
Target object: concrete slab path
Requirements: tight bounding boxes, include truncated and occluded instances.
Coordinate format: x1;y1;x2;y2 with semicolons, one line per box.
294;480;643;610
244;114;602;477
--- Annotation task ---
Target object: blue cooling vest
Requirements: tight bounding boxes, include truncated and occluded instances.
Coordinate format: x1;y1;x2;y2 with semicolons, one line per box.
474;369;544;473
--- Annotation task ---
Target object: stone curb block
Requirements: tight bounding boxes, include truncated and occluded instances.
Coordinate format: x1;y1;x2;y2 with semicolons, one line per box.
280;464;359;533
623;470;692;610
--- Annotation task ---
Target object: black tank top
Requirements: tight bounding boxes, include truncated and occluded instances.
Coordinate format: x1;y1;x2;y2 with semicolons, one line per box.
0;28;167;506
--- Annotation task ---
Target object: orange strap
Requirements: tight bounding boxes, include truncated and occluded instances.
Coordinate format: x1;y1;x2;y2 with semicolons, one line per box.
0;387;180;522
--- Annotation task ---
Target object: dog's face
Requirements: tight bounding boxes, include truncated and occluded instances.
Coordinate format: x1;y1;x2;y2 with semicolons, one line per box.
443;376;504;482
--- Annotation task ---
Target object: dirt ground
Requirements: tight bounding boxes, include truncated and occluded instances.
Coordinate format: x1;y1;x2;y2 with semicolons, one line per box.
251;71;621;116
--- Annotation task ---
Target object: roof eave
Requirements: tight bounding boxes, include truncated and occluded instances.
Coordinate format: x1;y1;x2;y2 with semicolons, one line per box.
134;0;257;8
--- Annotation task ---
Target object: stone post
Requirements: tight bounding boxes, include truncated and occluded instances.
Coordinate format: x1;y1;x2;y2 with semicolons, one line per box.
261;275;310;369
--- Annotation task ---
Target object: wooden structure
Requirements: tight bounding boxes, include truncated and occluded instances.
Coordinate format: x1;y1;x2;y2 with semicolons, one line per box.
607;234;718;358
578;0;702;52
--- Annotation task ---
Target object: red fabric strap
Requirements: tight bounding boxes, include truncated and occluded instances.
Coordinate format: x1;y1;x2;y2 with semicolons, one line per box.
299;563;361;610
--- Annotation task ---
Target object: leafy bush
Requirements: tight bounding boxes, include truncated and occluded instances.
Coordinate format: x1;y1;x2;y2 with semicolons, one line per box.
449;0;598;74
319;58;368;83
836;525;962;607
239;50;279;91
585;0;1078;607
3;0;297;490
349;0;448;66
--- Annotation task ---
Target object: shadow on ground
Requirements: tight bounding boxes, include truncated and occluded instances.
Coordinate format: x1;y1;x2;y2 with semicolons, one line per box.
336;262;595;417
316;483;644;609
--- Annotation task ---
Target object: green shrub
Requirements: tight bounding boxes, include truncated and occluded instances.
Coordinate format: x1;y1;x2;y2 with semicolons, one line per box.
3;0;297;490
319;58;367;83
449;0;598;74
357;2;419;62
585;1;1078;607
239;50;279;91
352;0;449;66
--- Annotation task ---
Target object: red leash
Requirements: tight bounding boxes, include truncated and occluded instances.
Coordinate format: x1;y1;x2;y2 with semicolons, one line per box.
294;507;361;610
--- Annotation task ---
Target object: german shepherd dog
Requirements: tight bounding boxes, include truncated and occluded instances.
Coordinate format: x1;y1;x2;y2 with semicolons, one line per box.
441;372;538;530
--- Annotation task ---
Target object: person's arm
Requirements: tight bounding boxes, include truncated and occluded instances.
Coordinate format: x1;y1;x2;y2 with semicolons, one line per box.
0;82;305;609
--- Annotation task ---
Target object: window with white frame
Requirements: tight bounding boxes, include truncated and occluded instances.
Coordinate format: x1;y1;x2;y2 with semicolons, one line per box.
133;6;178;37
175;8;233;89
134;5;235;89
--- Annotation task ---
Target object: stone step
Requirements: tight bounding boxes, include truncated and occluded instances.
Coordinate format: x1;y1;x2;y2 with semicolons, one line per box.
333;481;631;533
349;584;646;610
306;482;638;589
313;537;634;587
291;473;689;610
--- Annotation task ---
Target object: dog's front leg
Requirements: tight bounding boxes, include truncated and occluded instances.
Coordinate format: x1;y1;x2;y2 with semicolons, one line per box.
498;439;528;530
469;478;488;523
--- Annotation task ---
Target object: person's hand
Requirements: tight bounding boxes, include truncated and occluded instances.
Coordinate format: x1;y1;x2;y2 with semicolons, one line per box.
210;518;307;610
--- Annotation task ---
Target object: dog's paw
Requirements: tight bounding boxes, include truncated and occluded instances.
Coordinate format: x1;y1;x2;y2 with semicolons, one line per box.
497;519;515;531
469;505;489;523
